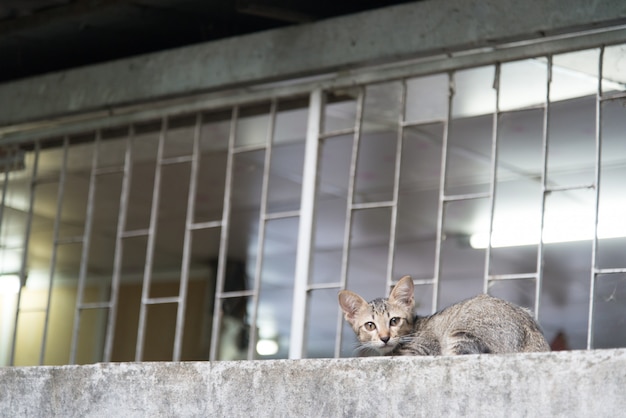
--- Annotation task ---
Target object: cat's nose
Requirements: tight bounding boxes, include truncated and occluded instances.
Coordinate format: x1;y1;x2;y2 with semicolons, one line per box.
380;336;390;344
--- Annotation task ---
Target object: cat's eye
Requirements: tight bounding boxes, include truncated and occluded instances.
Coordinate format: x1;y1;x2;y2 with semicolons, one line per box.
390;317;400;326
364;322;376;331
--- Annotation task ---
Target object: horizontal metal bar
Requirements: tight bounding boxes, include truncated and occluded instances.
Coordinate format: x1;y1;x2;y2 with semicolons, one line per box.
319;128;356;139
218;290;255;299
351;201;394;210
443;192;491;202
55;236;83;245
409;278;436;286
594;267;626;275
402;119;446;128
264;210;300;220
94;166;124;175
18;307;47;313
233;144;266;154
79;302;112;310
600;90;626;101
307;282;342;291
33;177;59;186
121;229;150;238
143;296;180;305
189;220;223;230
488;273;538;281
545;183;594;193
161;155;193;165
498;103;547;114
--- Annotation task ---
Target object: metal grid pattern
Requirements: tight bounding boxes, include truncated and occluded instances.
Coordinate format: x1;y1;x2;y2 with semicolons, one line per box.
303;44;626;357
0;30;625;365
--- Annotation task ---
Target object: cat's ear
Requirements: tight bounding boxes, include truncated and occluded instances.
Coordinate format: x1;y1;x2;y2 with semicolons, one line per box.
389;275;415;310
338;290;367;325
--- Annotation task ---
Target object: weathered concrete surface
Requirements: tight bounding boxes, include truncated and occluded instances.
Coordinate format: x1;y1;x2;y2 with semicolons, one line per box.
0;349;624;417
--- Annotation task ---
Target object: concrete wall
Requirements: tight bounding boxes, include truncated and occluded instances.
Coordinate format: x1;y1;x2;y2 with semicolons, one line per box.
1;349;624;417
1;0;625;128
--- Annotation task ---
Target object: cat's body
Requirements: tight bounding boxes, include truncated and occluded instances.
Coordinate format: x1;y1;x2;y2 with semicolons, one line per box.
338;275;550;356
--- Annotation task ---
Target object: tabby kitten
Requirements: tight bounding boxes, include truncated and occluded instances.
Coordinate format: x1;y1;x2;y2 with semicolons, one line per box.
338;275;550;356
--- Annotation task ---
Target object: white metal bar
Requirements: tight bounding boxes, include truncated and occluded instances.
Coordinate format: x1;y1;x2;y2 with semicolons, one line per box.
600;90;626;101
410;278;436;286
0;162;9;242
190;220;222;230
385;80;407;291
79;302;112;310
9;141;40;366
135;119;165;362
595;267;626;275
534;56;552;320
443;192;491;202
333;87;365;358
70;130;101;364
161;155;193;165
94;166;124;175
483;64;501;294
247;100;277;360
121;229;150;238
319;128;356;139
264;210;300;220
401;118;447;128
288;89;323;360
55;236;83;245
431;72;455;313
209;107;237;361
218;290;256;299
307;282;341;291
40;136;69;365
233;144;266;154
33;177;61;186
587;46;605;350
145;296;180;305
488;273;538;281
104;126;135;363
351;201;394;210
173;113;203;361
546;183;594;193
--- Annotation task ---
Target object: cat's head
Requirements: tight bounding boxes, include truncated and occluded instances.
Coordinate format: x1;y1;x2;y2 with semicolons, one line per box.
338;275;415;355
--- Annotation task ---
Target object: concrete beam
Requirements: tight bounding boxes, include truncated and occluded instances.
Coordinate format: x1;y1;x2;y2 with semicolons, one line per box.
1;0;625;127
1;350;625;416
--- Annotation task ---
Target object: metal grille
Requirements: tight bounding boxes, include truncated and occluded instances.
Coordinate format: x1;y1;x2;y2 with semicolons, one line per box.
0;30;625;365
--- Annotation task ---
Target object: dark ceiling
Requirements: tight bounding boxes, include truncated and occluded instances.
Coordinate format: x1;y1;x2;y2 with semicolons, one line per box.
0;0;416;84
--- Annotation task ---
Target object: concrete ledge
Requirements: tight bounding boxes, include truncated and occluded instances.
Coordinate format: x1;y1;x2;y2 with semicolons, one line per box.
1;349;625;417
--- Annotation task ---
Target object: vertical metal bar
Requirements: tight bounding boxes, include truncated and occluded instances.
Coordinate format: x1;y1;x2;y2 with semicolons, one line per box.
70;131;101;364
39;136;69;365
587;46;605;350
483;63;502;294
289;90;323;360
333;88;365;358
103;126;134;362
134;120;164;361
210;107;237;361
535;56;552;320
10;142;40;366
247;100;278;360
173;114;203;361
385;81;407;291
432;72;455;312
0;163;9;240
